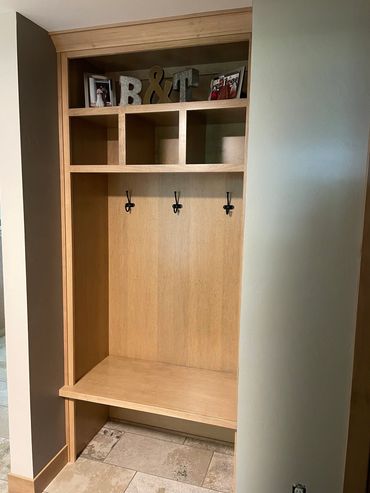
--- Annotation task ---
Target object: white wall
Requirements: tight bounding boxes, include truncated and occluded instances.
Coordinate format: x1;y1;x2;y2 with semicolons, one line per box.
237;0;370;492
0;11;34;478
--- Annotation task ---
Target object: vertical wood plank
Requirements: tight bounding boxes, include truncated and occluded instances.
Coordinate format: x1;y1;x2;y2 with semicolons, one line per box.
72;174;109;380
107;126;119;165
58;52;77;462
178;109;187;165
119;112;126;165
60;53;74;385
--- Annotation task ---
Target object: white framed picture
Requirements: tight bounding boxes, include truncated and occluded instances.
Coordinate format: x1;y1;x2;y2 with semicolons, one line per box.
84;73;116;107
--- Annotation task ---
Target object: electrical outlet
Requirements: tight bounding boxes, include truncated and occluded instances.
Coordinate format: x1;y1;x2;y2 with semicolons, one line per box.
292;484;306;493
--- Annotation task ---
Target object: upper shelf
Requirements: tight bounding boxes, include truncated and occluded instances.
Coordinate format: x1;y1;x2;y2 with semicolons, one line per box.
68;98;248;117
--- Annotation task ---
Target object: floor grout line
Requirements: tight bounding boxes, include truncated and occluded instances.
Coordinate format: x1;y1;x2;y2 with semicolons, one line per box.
123;470;137;492
201;450;215;488
81;454;138;475
102;429;126;460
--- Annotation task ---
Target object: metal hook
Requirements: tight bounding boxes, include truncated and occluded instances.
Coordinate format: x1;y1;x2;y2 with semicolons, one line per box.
124;190;135;213
172;191;183;214
223;192;234;215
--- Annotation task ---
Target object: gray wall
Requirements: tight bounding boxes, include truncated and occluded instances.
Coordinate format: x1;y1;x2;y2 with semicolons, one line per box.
0;11;34;476
237;0;370;492
16;14;65;476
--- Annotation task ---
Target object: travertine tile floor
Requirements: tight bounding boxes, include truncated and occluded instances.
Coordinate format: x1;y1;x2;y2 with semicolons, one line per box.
45;421;234;493
0;336;9;493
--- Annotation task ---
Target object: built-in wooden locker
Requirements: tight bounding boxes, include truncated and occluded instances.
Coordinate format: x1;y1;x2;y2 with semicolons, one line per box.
52;7;252;486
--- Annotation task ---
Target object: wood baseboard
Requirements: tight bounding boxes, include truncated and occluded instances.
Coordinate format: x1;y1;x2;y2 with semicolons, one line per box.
8;445;68;493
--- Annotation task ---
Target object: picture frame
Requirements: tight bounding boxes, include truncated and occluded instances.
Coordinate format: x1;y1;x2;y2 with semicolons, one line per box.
208;66;245;101
84;73;116;108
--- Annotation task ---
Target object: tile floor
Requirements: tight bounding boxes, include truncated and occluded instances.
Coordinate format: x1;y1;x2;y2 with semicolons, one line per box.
0;336;9;493
45;421;234;493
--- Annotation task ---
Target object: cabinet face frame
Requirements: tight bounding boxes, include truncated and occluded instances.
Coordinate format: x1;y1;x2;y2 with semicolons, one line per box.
55;8;252;463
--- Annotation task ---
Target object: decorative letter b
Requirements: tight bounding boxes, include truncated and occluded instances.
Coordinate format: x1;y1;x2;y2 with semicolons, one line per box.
119;76;142;105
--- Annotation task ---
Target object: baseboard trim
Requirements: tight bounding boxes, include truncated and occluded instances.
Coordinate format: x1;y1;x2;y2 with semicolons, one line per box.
8;445;68;493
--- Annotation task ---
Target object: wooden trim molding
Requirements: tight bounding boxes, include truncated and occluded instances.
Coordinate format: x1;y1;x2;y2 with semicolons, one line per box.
50;8;252;54
344;139;370;493
8;445;68;493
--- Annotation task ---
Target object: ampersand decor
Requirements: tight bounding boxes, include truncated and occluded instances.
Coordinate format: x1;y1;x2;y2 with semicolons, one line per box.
173;68;199;102
144;66;172;104
119;76;142;105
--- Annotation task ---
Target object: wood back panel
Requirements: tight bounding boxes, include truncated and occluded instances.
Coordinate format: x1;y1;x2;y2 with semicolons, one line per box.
108;173;243;372
125;113;179;165
75;401;108;456
71;118;119;166
72;174;109;380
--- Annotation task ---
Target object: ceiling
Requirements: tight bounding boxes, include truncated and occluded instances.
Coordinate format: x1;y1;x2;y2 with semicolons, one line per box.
0;0;251;32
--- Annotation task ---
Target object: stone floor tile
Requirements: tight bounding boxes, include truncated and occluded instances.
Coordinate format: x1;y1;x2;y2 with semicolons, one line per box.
0;363;6;383
105;433;212;486
0;408;8;439
0;338;5;364
0;383;7;407
105;421;185;444
0;438;10;481
185;437;234;456
81;427;123;461
203;453;234;493
126;472;221;493
45;457;134;493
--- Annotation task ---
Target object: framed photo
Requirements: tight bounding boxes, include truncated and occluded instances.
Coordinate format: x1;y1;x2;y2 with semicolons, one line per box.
209;66;245;101
84;73;116;108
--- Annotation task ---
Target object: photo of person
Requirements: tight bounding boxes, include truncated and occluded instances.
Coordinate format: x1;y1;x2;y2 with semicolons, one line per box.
209;76;224;101
224;73;239;98
84;73;116;108
95;80;112;107
209;67;245;100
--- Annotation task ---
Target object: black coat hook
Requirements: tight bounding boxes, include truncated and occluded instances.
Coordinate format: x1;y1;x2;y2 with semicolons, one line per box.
172;191;183;214
124;190;135;213
223;192;234;215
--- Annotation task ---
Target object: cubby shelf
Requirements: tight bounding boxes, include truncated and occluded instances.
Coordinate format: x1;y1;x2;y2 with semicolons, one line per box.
67;164;244;173
68;99;247;171
60;356;237;430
